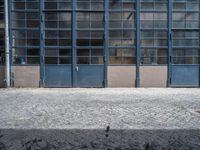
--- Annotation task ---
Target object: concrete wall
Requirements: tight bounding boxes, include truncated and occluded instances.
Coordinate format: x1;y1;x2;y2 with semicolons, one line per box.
108;66;136;87
5;66;167;88
0;66;5;88
12;66;40;88
140;66;167;87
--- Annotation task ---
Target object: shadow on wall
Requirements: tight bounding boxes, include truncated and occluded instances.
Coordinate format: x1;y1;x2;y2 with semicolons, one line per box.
0;66;5;88
0;129;200;149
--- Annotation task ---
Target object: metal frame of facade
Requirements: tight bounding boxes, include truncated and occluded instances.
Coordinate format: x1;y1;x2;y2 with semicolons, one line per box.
2;0;200;87
199;2;200;87
40;0;44;87
170;0;200;87
168;0;172;87
72;0;77;87
104;0;109;87
8;0;12;87
136;0;141;87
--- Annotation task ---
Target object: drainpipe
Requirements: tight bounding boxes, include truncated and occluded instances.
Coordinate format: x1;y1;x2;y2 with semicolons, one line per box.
4;0;10;88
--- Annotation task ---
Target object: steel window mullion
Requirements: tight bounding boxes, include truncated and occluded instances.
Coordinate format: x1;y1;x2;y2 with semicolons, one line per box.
72;0;77;87
172;28;200;31
140;29;168;31
76;10;104;12
172;46;200;48
77;46;103;48
103;0;109;87
11;10;39;13
12;46;39;48
40;0;45;87
43;10;72;13
141;46;168;48
140;10;167;13
109;10;135;12
44;46;71;49
136;0;140;88
168;0;172;87
198;1;200;87
8;0;13;86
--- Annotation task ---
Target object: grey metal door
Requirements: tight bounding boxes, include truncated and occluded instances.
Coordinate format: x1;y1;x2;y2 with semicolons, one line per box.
170;4;200;87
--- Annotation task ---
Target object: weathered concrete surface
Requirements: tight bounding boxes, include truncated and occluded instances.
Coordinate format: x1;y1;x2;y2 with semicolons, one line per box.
108;66;136;87
140;66;167;87
0;88;200;149
12;66;40;88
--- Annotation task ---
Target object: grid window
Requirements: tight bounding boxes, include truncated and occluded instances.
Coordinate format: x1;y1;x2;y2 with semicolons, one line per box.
109;0;136;65
172;0;200;64
12;0;40;65
9;0;200;66
77;0;103;11
45;0;71;10
140;0;168;65
44;1;72;65
77;1;104;65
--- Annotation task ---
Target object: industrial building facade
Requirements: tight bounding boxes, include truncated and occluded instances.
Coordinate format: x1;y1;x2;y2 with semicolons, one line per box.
0;0;200;88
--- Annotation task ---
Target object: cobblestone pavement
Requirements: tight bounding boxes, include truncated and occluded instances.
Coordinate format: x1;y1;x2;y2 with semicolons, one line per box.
0;88;200;149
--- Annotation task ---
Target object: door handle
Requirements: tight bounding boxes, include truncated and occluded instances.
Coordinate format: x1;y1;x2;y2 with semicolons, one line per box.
76;66;79;72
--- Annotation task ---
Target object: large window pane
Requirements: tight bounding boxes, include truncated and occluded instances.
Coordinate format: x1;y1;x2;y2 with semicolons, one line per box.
140;1;168;65
109;0;136;65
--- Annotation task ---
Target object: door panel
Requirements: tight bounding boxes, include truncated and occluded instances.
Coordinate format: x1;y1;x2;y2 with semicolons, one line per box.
42;1;105;88
171;65;199;87
76;10;105;87
77;65;104;87
44;65;72;87
171;1;200;87
43;10;72;87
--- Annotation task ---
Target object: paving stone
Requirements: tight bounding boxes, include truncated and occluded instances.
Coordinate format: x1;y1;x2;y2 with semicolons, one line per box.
0;88;200;149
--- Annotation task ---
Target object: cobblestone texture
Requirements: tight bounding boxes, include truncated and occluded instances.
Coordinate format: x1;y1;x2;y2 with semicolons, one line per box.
0;88;200;149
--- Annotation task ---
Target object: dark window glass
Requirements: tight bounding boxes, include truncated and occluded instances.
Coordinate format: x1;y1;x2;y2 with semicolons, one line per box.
172;0;200;64
140;1;168;65
109;0;136;64
12;1;40;64
0;1;4;64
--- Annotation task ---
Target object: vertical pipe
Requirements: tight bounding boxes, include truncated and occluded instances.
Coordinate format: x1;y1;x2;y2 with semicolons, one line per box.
135;0;140;88
4;0;10;88
104;0;109;87
167;0;172;87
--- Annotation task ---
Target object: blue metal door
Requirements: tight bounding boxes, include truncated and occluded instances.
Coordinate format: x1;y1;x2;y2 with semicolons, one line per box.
170;29;200;87
43;10;73;87
42;1;105;88
171;65;199;87
170;1;200;87
76;65;104;88
75;11;105;87
170;30;200;87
